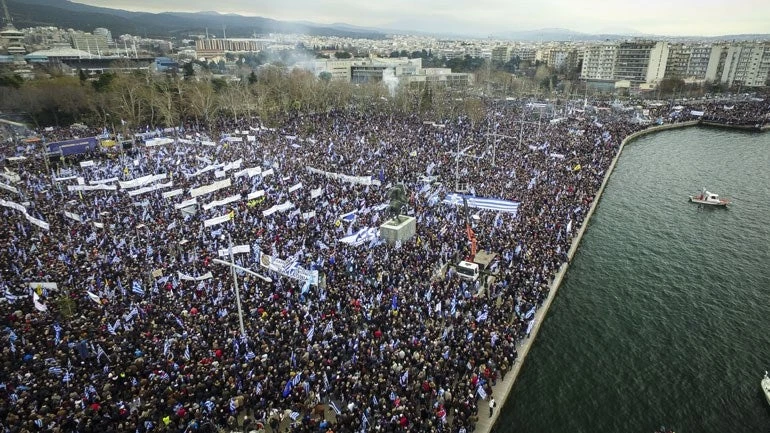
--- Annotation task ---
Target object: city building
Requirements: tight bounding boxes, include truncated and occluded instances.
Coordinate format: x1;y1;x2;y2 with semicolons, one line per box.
718;43;770;87
297;56;472;89
580;43;617;81
614;41;668;85
195;37;272;58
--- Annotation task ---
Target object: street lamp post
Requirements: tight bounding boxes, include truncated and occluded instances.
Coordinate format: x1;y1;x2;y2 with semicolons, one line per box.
212;234;273;337
227;233;246;337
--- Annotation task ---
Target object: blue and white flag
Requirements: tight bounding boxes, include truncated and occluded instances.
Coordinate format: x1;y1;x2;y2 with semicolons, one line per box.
229;398;237;413
53;323;62;345
329;400;342;415
291;372;302;387
400;370;408;387
290;411;300;421
443;193;520;216
184;344;190;360
475;309;488;323
131;280;144;296
306;325;315;342
477;385;487;400
203;400;215;413
106;320;120;335
324;321;334;335
282;380;293;398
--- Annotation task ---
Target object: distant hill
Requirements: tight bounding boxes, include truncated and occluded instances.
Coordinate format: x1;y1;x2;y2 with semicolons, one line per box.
4;0;768;42
4;0;386;39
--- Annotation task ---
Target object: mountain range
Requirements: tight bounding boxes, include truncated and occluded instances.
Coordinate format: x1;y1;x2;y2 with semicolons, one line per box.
4;0;769;42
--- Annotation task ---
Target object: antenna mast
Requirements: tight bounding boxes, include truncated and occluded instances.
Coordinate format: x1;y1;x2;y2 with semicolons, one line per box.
1;0;13;28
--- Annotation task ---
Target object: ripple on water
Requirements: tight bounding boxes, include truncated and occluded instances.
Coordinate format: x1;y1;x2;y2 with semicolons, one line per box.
496;127;770;433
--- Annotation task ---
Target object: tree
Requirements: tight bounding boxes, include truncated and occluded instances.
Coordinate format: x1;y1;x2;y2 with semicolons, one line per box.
182;62;195;78
334;51;352;59
319;72;332;82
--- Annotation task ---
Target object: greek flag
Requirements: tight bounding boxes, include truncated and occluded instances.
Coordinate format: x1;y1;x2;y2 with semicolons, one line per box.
203;400;215;413
292;372;302;387
400;370;408;387
329;400;342;415
4;290;19;303
245;351;256;361
53;323;62;345
443;193;520;216
131;281;144;296
184;344;190;360
48;366;63;376
229;398;236;413
106;320;120;335
62;371;73;383
290;411;300;421
306;325;315;342
391;294;398;310
475;309;488;323
477;385;487;400
324;321;334;335
361;412;369;428
389;391;397;401
96;345;108;363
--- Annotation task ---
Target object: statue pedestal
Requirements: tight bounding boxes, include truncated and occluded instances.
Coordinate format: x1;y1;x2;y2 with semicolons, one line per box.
379;215;416;245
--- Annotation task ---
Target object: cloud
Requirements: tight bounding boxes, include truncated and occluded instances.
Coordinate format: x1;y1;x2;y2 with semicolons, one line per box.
75;0;770;36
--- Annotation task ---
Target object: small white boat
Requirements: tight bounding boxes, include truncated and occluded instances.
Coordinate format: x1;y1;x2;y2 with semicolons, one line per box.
762;371;770;406
688;188;730;207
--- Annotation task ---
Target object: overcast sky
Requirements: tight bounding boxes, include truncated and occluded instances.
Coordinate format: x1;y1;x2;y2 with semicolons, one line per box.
76;0;769;37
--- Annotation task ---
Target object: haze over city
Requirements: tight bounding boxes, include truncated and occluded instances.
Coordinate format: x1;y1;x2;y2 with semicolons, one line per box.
74;0;769;37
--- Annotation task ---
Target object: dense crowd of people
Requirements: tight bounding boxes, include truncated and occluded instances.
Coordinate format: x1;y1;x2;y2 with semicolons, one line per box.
0;97;767;433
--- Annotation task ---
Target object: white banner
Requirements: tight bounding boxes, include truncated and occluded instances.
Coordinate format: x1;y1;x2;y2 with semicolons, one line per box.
1;170;20;183
247;190;265;200
0;199;50;230
29;282;58;290
203;213;232;228
234;167;262;179
79;160;95;168
307;167;379;186
259;254;319;285
68;184;117;192
190;178;231;198
262;201;294;217
127;181;173;197
203;194;242;211
0;181;18;194
89;177;119;185
261;168;274;178
177;271;214;281
174;198;197;210
162;188;184;199
64;211;82;222
145;137;174;147
302;210;316;220
310;187;323;199
288;182;303;193
217;245;251;257
119;173;167;190
186;163;224;178
53;175;78;182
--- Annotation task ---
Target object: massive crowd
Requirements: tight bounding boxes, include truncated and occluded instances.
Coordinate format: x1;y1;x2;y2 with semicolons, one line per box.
0;98;767;433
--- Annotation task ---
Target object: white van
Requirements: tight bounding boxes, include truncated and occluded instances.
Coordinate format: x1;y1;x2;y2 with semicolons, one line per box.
456;261;479;281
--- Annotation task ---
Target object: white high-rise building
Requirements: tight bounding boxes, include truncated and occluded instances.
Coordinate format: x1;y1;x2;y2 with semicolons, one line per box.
580;43;617;81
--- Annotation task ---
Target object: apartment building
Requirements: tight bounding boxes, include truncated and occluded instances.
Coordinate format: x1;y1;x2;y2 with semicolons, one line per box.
719;43;770;87
580;43;617;81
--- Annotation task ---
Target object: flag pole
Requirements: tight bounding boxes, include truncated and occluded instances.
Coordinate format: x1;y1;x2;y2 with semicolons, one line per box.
228;232;246;337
